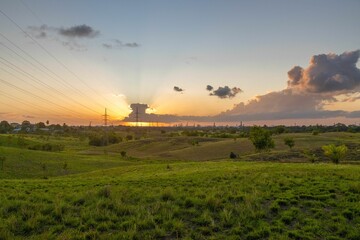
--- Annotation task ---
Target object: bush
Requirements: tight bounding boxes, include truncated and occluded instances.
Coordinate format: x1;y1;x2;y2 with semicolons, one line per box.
249;126;275;152
120;151;127;158
284;137;295;149
229;152;237;159
89;132;122;146
28;143;64;152
125;135;133;141
322;144;348;164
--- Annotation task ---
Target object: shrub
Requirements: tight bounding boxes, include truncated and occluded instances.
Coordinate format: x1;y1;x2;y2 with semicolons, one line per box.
322;144;348;164
125;135;133;141
120;151;127;158
284;137;295;149
89;132;122;146
249;126;275;151
28;143;64;152
229;152;237;159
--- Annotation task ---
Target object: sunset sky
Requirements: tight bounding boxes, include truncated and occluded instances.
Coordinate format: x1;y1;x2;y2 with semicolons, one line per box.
0;0;359;125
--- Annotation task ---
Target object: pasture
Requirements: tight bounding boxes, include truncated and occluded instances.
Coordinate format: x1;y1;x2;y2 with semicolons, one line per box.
0;131;359;239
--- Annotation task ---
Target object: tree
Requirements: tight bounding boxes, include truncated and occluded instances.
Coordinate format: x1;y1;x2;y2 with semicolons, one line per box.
322;144;348;164
0;120;12;133
284;137;295;149
249;126;275;151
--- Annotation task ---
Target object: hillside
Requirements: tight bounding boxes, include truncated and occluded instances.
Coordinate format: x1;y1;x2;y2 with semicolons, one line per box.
0;132;359;239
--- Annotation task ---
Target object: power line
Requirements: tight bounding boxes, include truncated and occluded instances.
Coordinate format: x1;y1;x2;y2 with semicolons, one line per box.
0;9;115;109
0;56;102;115
0;32;107;111
0;77;89;117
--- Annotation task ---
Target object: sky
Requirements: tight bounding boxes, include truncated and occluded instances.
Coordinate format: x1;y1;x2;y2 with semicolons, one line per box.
0;0;359;126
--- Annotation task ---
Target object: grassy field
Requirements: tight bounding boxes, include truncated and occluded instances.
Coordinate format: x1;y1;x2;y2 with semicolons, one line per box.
0;131;359;239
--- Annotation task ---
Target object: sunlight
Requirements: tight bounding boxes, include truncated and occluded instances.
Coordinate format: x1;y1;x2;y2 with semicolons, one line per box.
122;121;169;127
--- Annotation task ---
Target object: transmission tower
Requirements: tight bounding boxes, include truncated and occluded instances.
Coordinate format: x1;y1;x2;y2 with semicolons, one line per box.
103;108;108;127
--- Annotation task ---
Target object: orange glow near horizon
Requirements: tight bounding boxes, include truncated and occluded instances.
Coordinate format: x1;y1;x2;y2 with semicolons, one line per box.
122;122;170;127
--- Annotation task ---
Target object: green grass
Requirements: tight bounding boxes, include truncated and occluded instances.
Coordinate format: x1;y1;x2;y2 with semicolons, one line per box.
0;161;359;239
0;132;359;239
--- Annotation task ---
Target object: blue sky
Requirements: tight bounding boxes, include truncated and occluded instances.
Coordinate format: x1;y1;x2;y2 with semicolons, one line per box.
0;0;359;125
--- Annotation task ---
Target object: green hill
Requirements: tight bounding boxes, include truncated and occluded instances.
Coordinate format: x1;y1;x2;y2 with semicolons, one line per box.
0;132;359;239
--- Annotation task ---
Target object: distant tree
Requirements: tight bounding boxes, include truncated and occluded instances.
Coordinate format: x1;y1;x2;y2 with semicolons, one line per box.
21;120;31;131
36;122;46;129
274;126;286;135
249;126;275;151
0;120;12;133
46;120;49;125
322;144;348;164
284;137;295;149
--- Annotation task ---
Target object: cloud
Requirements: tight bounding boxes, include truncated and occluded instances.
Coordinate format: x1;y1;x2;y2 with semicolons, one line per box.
28;24;99;39
27;24;54;39
102;43;112;49
59;24;99;38
287;50;360;94
27;24;97;51
218;50;360;121
123;42;140;47
206;85;213;91
209;86;242;99
341;94;360;102
121;50;360;124
102;39;140;49
22;115;35;119
173;86;184;92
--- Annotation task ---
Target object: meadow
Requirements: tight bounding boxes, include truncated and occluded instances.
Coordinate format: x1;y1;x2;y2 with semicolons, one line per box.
0;130;359;239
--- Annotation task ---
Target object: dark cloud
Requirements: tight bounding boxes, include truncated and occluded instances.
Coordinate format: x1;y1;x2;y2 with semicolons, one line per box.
287;50;360;94
102;39;140;49
28;24;99;39
347;111;360;118
27;24;97;51
209;86;242;99
206;85;213;91
174;86;184;92
59;24;99;38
